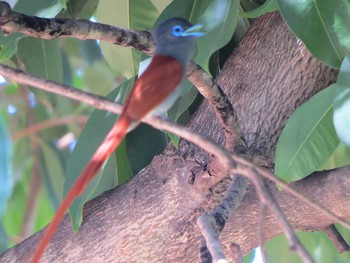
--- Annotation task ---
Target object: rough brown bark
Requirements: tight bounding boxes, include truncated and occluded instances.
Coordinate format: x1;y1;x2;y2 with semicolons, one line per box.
2;12;349;263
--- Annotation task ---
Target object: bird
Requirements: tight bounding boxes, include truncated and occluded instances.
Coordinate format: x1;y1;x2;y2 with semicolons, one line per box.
31;17;205;263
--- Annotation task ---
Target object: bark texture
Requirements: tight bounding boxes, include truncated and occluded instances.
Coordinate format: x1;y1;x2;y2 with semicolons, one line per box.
2;12;349;263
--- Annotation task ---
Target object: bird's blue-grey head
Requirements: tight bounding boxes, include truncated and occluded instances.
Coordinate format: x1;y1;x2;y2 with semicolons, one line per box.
152;17;205;68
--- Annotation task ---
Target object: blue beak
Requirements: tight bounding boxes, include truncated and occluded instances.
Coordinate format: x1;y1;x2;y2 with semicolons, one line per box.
182;24;206;37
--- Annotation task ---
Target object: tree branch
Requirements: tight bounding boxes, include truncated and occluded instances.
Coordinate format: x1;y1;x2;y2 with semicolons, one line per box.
0;1;154;53
12;115;88;141
248;169;314;263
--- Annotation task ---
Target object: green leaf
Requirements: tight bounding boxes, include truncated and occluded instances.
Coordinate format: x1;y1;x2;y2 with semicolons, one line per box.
14;0;65;17
1;179;27;245
333;53;350;146
318;142;350;171
115;139;133;184
1;169;53;246
17;38;63;82
242;249;255;263
168;83;198;122
240;0;279;18
126;124;168;174
17;38;63;104
66;78;134;231
150;0;172;13
336;53;350;88
63;0;99;19
95;0;159;77
266;232;349;263
196;0;239;68
0;33;23;62
0;116;12;216
37;138;65;206
333;88;350;146
275;85;339;182
335;224;350;249
278;0;350;69
0;222;8;253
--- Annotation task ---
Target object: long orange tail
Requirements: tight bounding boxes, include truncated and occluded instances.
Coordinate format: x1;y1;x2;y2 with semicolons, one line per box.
32;114;132;263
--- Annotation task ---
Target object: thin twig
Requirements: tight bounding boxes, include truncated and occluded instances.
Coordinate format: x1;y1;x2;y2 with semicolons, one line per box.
0;64;123;114
187;62;246;153
324;225;350;253
197;175;248;262
247;169;314;263
197;215;226;262
12;115;89;141
232;155;350;230
19;87;41;240
259;203;268;263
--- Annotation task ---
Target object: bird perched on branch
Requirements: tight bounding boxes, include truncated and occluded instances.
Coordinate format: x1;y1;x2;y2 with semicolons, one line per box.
32;17;205;262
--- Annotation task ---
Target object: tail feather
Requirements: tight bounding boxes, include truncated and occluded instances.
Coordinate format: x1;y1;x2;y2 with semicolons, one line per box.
32;115;132;263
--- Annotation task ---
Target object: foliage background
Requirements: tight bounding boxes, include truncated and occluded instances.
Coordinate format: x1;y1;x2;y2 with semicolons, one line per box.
0;0;350;262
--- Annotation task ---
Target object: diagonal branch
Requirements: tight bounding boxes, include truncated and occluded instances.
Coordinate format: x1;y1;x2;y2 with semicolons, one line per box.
12;115;88;141
197;175;248;262
187;62;246;153
247;169;314;263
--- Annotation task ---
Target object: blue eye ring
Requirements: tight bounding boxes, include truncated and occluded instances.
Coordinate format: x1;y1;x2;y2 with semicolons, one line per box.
172;25;183;37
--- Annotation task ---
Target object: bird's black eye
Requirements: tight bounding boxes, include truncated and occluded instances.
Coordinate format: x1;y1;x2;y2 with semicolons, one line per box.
172;25;183;37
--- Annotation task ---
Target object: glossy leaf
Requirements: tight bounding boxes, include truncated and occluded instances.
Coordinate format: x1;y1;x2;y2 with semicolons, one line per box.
240;0;279;18
66;79;134;230
95;0;159;78
63;0;99;19
196;0;239;68
333;53;350;146
150;0;172;13
335;224;350;250
333;88;350;146
167;82;198;122
0;34;23;62
37;138;65;205
278;0;350;68
126;124;168;174
242;249;255;263
336;53;350;88
0;116;12;216
318;142;350;171
1;168;53;247
266;232;350;263
275;85;339;182
14;0;65;17
1;178;27;246
17;38;63;83
114;139;133;185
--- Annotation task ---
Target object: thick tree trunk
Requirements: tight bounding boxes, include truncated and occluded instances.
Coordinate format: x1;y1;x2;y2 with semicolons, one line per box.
2;12;349;263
